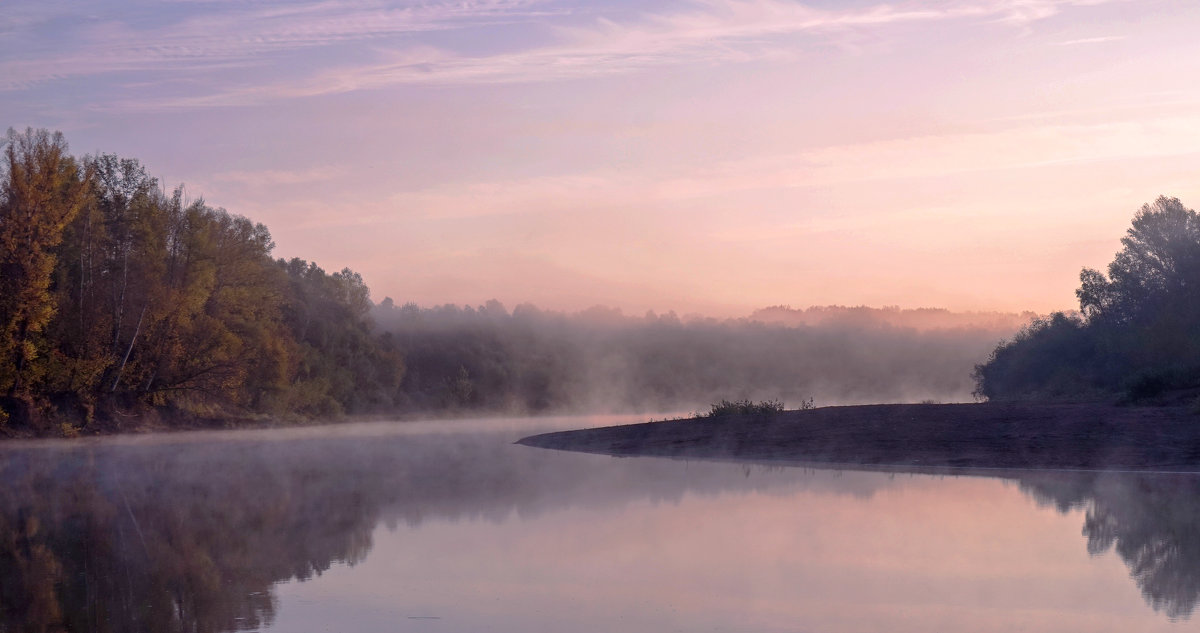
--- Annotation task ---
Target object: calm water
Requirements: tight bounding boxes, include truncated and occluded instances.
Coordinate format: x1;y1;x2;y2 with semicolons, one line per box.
0;415;1197;632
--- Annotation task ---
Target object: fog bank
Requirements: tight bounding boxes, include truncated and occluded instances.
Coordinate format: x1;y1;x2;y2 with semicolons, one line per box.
373;301;1033;414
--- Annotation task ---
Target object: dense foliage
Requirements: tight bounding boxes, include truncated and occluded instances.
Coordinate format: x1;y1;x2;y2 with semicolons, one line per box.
974;196;1200;402
0;128;403;430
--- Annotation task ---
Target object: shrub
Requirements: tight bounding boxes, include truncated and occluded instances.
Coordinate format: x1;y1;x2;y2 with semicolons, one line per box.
706;398;786;417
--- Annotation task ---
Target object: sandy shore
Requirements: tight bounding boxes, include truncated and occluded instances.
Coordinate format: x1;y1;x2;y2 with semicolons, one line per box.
517;403;1200;472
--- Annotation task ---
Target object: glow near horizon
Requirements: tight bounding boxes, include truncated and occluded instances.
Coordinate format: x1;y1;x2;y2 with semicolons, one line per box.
5;0;1200;317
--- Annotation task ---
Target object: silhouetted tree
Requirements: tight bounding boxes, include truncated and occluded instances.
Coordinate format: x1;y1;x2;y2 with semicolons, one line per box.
976;196;1200;401
1078;196;1200;325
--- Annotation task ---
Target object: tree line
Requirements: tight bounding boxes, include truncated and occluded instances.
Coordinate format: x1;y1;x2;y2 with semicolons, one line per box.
372;299;1011;414
974;196;1200;403
0;128;402;432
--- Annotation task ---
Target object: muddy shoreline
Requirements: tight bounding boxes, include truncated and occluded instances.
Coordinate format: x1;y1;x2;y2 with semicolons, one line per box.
517;402;1200;472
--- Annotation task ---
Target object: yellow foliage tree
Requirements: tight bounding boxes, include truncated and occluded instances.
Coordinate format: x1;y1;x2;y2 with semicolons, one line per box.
0;128;89;396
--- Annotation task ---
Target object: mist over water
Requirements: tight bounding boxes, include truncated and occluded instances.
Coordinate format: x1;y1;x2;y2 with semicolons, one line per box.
374;303;1032;413
0;418;1196;632
7;2;1199;630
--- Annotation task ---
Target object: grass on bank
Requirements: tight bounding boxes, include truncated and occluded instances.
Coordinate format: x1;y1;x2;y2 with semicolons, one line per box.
705;397;814;418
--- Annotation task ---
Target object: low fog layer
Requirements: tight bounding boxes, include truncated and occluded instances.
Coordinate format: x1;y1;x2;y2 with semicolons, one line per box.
373;301;1033;414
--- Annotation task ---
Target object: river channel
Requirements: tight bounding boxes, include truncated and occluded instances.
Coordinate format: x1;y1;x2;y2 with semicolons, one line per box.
0;416;1195;632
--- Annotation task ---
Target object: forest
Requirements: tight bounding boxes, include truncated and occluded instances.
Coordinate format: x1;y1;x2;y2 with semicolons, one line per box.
975;196;1200;403
1;128;1026;435
0;128;402;432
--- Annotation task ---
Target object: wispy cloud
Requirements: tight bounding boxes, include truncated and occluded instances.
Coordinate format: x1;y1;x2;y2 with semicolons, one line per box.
1055;34;1126;45
0;0;553;90
5;0;1121;104
249;0;1117;101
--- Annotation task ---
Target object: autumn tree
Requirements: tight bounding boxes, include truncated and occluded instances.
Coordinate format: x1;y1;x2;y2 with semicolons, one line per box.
120;198;291;410
0;128;90;396
0;129;418;430
45;153;162;395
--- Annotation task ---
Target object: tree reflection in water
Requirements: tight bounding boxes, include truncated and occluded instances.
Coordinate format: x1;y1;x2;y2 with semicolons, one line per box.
0;427;855;633
2;426;1199;632
0;439;374;633
1019;471;1200;620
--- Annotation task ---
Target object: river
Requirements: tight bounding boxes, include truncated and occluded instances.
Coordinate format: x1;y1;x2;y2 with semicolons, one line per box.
0;415;1195;631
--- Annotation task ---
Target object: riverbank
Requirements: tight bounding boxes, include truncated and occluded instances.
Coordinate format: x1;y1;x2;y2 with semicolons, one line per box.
0;392;623;439
0;394;436;439
517;402;1200;471
0;394;296;439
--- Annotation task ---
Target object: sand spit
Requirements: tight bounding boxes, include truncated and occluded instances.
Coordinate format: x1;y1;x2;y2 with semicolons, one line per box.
518;403;1200;472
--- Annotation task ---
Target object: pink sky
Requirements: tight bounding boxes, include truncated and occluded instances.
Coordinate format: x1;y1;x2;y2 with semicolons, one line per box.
6;0;1200;316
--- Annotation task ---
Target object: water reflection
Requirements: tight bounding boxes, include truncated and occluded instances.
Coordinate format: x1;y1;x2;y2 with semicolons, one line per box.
0;421;1196;631
0;421;887;632
1018;471;1200;620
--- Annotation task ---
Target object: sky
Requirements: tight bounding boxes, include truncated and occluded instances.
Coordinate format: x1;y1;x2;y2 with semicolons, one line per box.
5;0;1200;317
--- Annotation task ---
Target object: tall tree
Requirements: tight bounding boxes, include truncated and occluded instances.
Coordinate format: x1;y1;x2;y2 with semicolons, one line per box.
46;154;161;395
977;196;1200;401
1077;196;1200;324
0;128;89;396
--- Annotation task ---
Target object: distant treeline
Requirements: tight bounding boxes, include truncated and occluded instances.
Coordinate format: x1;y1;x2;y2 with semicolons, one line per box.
372;300;1019;414
751;304;1037;332
975;196;1200;403
1;128;1029;434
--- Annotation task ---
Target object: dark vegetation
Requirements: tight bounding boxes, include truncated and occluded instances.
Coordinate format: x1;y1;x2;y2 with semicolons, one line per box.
706;398;786;417
1;127;1025;435
974;196;1200;403
705;397;807;417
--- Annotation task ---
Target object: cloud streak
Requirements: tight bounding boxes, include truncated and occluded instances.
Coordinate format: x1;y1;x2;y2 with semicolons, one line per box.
1055;34;1126;45
5;0;1122;105
0;0;553;90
